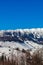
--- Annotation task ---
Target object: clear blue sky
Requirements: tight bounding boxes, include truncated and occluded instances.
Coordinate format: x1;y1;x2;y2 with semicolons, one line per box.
0;0;43;29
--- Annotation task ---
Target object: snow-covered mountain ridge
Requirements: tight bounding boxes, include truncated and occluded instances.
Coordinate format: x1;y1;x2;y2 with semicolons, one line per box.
0;28;43;57
0;28;43;44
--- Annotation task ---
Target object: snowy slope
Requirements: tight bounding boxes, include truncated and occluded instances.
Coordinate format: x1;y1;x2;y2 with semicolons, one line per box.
0;28;43;57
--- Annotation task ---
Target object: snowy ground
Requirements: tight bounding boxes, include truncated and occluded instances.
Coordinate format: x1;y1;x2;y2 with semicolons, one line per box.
0;41;43;57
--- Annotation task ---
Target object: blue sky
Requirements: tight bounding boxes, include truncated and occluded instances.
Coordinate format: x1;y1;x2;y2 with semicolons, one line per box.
0;0;43;29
